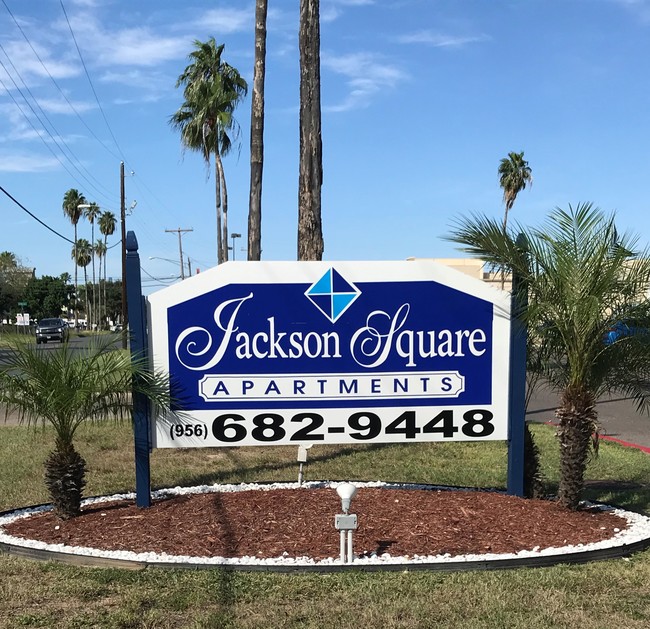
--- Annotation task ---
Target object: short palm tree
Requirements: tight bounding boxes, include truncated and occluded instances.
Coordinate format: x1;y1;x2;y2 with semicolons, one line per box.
0;336;171;518
449;203;650;509
170;38;247;264
62;189;87;326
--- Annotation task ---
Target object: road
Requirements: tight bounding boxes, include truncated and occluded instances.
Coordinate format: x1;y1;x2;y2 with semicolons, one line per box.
526;386;650;450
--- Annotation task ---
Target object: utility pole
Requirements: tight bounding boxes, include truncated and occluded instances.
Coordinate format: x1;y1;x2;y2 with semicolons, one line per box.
120;161;127;349
165;228;193;280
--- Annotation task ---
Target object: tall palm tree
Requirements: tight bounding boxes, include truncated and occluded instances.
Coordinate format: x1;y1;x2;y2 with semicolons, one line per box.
94;239;107;329
248;0;268;262
0;335;171;518
498;151;532;233
62;189;87;327
448;203;650;509
171;38;247;264
83;203;101;330
298;0;323;261
98;211;117;326
72;239;92;326
498;152;532;288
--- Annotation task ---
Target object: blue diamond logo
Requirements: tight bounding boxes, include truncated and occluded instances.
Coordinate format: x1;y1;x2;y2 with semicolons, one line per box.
305;268;360;323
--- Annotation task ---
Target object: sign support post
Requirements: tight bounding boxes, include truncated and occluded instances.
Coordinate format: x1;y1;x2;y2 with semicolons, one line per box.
125;230;152;507
507;234;529;497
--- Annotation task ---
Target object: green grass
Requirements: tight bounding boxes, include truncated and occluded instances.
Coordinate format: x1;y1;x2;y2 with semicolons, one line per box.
2;422;650;628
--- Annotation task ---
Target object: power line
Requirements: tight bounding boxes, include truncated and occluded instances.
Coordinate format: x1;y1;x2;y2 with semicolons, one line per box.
2;0;123;163
0;41;117;204
0;184;74;244
59;0;126;161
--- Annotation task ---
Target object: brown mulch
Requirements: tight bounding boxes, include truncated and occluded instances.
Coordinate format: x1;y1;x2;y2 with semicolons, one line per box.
3;487;626;561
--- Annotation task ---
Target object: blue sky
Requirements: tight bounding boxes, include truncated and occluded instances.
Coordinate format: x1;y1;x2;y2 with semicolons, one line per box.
1;0;649;292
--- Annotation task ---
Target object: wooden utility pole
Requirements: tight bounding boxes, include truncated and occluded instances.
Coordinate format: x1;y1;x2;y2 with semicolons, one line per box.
165;228;193;280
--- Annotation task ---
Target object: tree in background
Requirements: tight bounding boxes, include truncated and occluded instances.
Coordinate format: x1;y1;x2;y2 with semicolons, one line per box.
99;211;117;326
0;336;171;518
72;239;92;324
248;0;268;261
498;151;532;233
94;240;107;328
449;203;650;509
297;0;323;261
171;38;248;264
83;202;101;329
23;275;73;323
0;251;23;321
62;189;87;325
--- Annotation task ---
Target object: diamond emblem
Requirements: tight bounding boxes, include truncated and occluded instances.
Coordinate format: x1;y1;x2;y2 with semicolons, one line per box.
305;268;361;323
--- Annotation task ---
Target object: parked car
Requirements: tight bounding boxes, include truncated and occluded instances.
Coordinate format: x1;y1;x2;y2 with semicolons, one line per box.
35;318;70;344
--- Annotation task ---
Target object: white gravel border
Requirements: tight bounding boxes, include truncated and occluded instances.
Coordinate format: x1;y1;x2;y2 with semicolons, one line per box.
2;481;650;567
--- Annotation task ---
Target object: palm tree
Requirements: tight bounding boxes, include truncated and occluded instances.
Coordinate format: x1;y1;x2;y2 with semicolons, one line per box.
62;189;87;327
83;203;101;330
171;38;247;264
94;239;107;329
498;152;532;288
248;0;268;262
72;239;92;326
0;336;171;518
99;211;117;327
498;151;532;233
448;203;650;509
298;0;323;261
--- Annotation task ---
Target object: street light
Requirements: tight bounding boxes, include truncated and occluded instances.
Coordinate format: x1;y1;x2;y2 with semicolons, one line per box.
231;232;242;261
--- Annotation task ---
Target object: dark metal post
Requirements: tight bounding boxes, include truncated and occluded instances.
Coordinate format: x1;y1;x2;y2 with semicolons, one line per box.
125;230;151;508
507;233;529;497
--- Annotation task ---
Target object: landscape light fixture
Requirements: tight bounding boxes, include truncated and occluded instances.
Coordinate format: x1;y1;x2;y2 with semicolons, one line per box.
334;482;359;564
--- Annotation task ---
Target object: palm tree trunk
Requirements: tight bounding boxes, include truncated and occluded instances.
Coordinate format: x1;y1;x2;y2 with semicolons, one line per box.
556;388;598;510
248;0;267;261
215;156;224;264
216;152;228;262
44;440;87;519
298;0;323;261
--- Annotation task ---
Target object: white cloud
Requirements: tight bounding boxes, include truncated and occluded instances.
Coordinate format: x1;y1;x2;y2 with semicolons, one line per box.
0;152;60;172
322;52;407;112
396;30;490;48
197;8;253;33
610;0;650;21
37;98;95;115
321;0;374;22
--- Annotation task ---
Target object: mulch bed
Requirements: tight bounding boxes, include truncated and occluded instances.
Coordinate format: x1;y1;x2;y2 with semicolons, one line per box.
3;487;625;560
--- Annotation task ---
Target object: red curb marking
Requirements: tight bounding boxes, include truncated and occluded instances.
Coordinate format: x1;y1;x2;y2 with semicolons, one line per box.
541;420;650;454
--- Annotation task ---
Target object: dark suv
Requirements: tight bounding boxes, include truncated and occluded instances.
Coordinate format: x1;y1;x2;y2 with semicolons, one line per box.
35;318;70;344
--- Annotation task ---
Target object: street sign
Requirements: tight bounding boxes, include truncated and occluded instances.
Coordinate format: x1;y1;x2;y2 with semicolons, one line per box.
148;261;511;448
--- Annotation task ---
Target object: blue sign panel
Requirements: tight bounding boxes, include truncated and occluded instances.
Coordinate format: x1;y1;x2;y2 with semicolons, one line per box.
148;261;511;447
